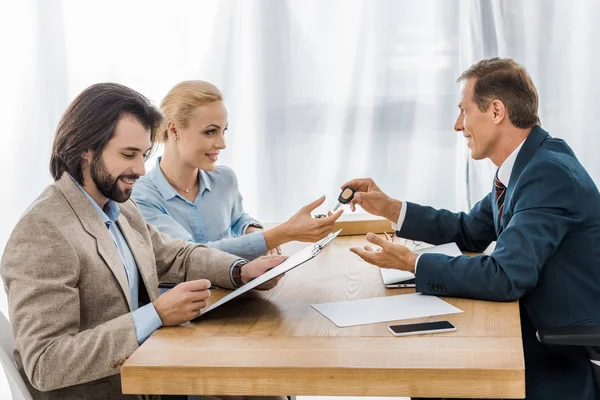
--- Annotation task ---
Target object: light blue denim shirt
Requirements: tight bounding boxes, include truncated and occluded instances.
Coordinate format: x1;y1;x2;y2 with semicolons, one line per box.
73;177;163;344
132;157;268;260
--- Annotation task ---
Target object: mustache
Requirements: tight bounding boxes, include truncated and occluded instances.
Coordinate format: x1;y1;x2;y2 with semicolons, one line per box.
118;174;140;181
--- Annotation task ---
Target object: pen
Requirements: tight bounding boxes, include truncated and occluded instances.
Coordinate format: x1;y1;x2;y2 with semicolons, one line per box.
158;282;218;290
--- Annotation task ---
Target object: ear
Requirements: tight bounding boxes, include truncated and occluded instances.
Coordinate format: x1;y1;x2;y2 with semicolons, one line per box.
167;121;179;141
81;149;93;161
490;99;506;125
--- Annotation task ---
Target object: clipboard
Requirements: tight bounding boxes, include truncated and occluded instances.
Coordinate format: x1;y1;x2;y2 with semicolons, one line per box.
199;229;342;317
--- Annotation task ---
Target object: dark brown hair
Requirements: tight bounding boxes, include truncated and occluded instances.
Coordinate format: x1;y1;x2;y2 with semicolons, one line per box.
50;82;163;182
457;57;540;128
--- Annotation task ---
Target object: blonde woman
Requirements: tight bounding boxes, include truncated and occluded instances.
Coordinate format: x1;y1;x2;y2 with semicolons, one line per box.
132;81;342;263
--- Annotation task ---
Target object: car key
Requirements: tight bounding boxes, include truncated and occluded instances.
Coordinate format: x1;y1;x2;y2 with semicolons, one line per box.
332;186;356;212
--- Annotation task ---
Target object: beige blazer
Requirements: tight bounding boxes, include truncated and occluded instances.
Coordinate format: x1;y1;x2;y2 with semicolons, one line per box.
1;173;241;399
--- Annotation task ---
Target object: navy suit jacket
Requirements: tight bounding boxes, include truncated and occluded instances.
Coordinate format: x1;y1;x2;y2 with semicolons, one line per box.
399;126;600;400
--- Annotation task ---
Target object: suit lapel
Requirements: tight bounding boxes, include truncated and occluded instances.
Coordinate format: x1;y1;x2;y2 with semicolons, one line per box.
55;174;133;310
117;217;159;302
498;126;549;235
509;125;548;187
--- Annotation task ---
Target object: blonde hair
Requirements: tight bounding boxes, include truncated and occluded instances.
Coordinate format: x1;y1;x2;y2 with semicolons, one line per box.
157;80;223;142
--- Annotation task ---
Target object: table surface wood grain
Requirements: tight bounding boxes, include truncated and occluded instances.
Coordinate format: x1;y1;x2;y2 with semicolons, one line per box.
121;235;524;398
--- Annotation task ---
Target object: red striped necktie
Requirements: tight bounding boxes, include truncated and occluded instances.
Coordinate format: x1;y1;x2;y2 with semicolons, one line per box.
494;171;506;228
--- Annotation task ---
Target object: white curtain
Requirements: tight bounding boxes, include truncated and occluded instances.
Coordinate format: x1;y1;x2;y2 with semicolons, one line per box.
2;0;600;395
0;0;464;255
462;0;600;205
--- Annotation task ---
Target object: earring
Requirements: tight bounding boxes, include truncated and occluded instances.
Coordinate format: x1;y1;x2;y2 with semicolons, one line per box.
174;137;179;141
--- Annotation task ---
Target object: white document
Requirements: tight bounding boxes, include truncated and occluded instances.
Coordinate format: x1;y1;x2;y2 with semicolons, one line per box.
380;242;462;287
312;292;463;327
199;230;342;316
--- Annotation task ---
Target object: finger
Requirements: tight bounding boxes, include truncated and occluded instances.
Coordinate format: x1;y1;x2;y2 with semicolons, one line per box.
261;255;288;269
259;254;288;262
316;209;343;227
328;209;344;222
269;275;284;286
268;275;284;288
182;279;212;291
189;289;211;302
354;191;376;203
302;195;326;212
349;247;378;265
276;246;282;255
363;245;375;252
365;232;390;250
192;300;207;311
257;282;275;290
256;275;282;290
340;178;371;191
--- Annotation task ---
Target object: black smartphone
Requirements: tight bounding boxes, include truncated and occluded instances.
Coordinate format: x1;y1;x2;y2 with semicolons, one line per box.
388;320;456;336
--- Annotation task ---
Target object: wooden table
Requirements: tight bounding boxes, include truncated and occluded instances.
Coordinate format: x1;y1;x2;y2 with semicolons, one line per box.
121;236;525;398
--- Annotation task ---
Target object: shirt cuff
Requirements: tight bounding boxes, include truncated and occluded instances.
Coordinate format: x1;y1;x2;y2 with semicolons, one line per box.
244;231;269;259
391;202;408;232
415;253;422;274
242;221;264;234
132;303;163;344
229;258;249;288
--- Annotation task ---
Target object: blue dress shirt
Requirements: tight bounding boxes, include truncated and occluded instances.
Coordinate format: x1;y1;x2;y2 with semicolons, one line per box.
132;157;268;260
73;178;163;344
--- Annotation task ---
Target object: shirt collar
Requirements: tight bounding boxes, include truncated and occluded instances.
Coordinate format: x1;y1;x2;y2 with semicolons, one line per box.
149;157;179;200
199;169;212;194
150;156;212;200
497;139;526;187
69;174;120;227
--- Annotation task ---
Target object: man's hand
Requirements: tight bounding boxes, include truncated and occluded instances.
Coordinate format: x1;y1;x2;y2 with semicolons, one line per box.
245;226;282;255
281;195;344;242
153;280;212;326
350;232;418;273
241;255;288;290
341;178;402;222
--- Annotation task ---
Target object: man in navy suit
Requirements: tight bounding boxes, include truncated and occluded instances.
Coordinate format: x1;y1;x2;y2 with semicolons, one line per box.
345;57;600;400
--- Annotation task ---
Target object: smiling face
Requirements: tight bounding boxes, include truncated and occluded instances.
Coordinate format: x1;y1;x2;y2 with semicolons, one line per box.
169;101;228;171
83;114;152;203
454;77;501;161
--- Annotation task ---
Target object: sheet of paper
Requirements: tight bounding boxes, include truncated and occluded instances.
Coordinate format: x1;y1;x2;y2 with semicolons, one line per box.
380;242;462;285
311;292;462;327
199;229;342;316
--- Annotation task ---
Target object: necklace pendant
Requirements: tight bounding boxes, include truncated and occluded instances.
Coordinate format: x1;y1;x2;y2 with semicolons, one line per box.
184;189;190;193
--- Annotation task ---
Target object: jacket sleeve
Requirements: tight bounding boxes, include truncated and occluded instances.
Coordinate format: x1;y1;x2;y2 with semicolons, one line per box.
399;192;497;253
414;160;580;301
1;214;139;391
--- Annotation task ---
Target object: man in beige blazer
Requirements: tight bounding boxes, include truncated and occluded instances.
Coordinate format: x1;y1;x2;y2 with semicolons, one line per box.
1;83;288;400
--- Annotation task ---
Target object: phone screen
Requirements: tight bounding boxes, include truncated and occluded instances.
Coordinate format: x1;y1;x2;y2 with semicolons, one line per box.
389;320;455;335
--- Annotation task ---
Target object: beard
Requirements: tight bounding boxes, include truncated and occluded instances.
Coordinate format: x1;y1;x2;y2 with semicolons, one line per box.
90;154;139;203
